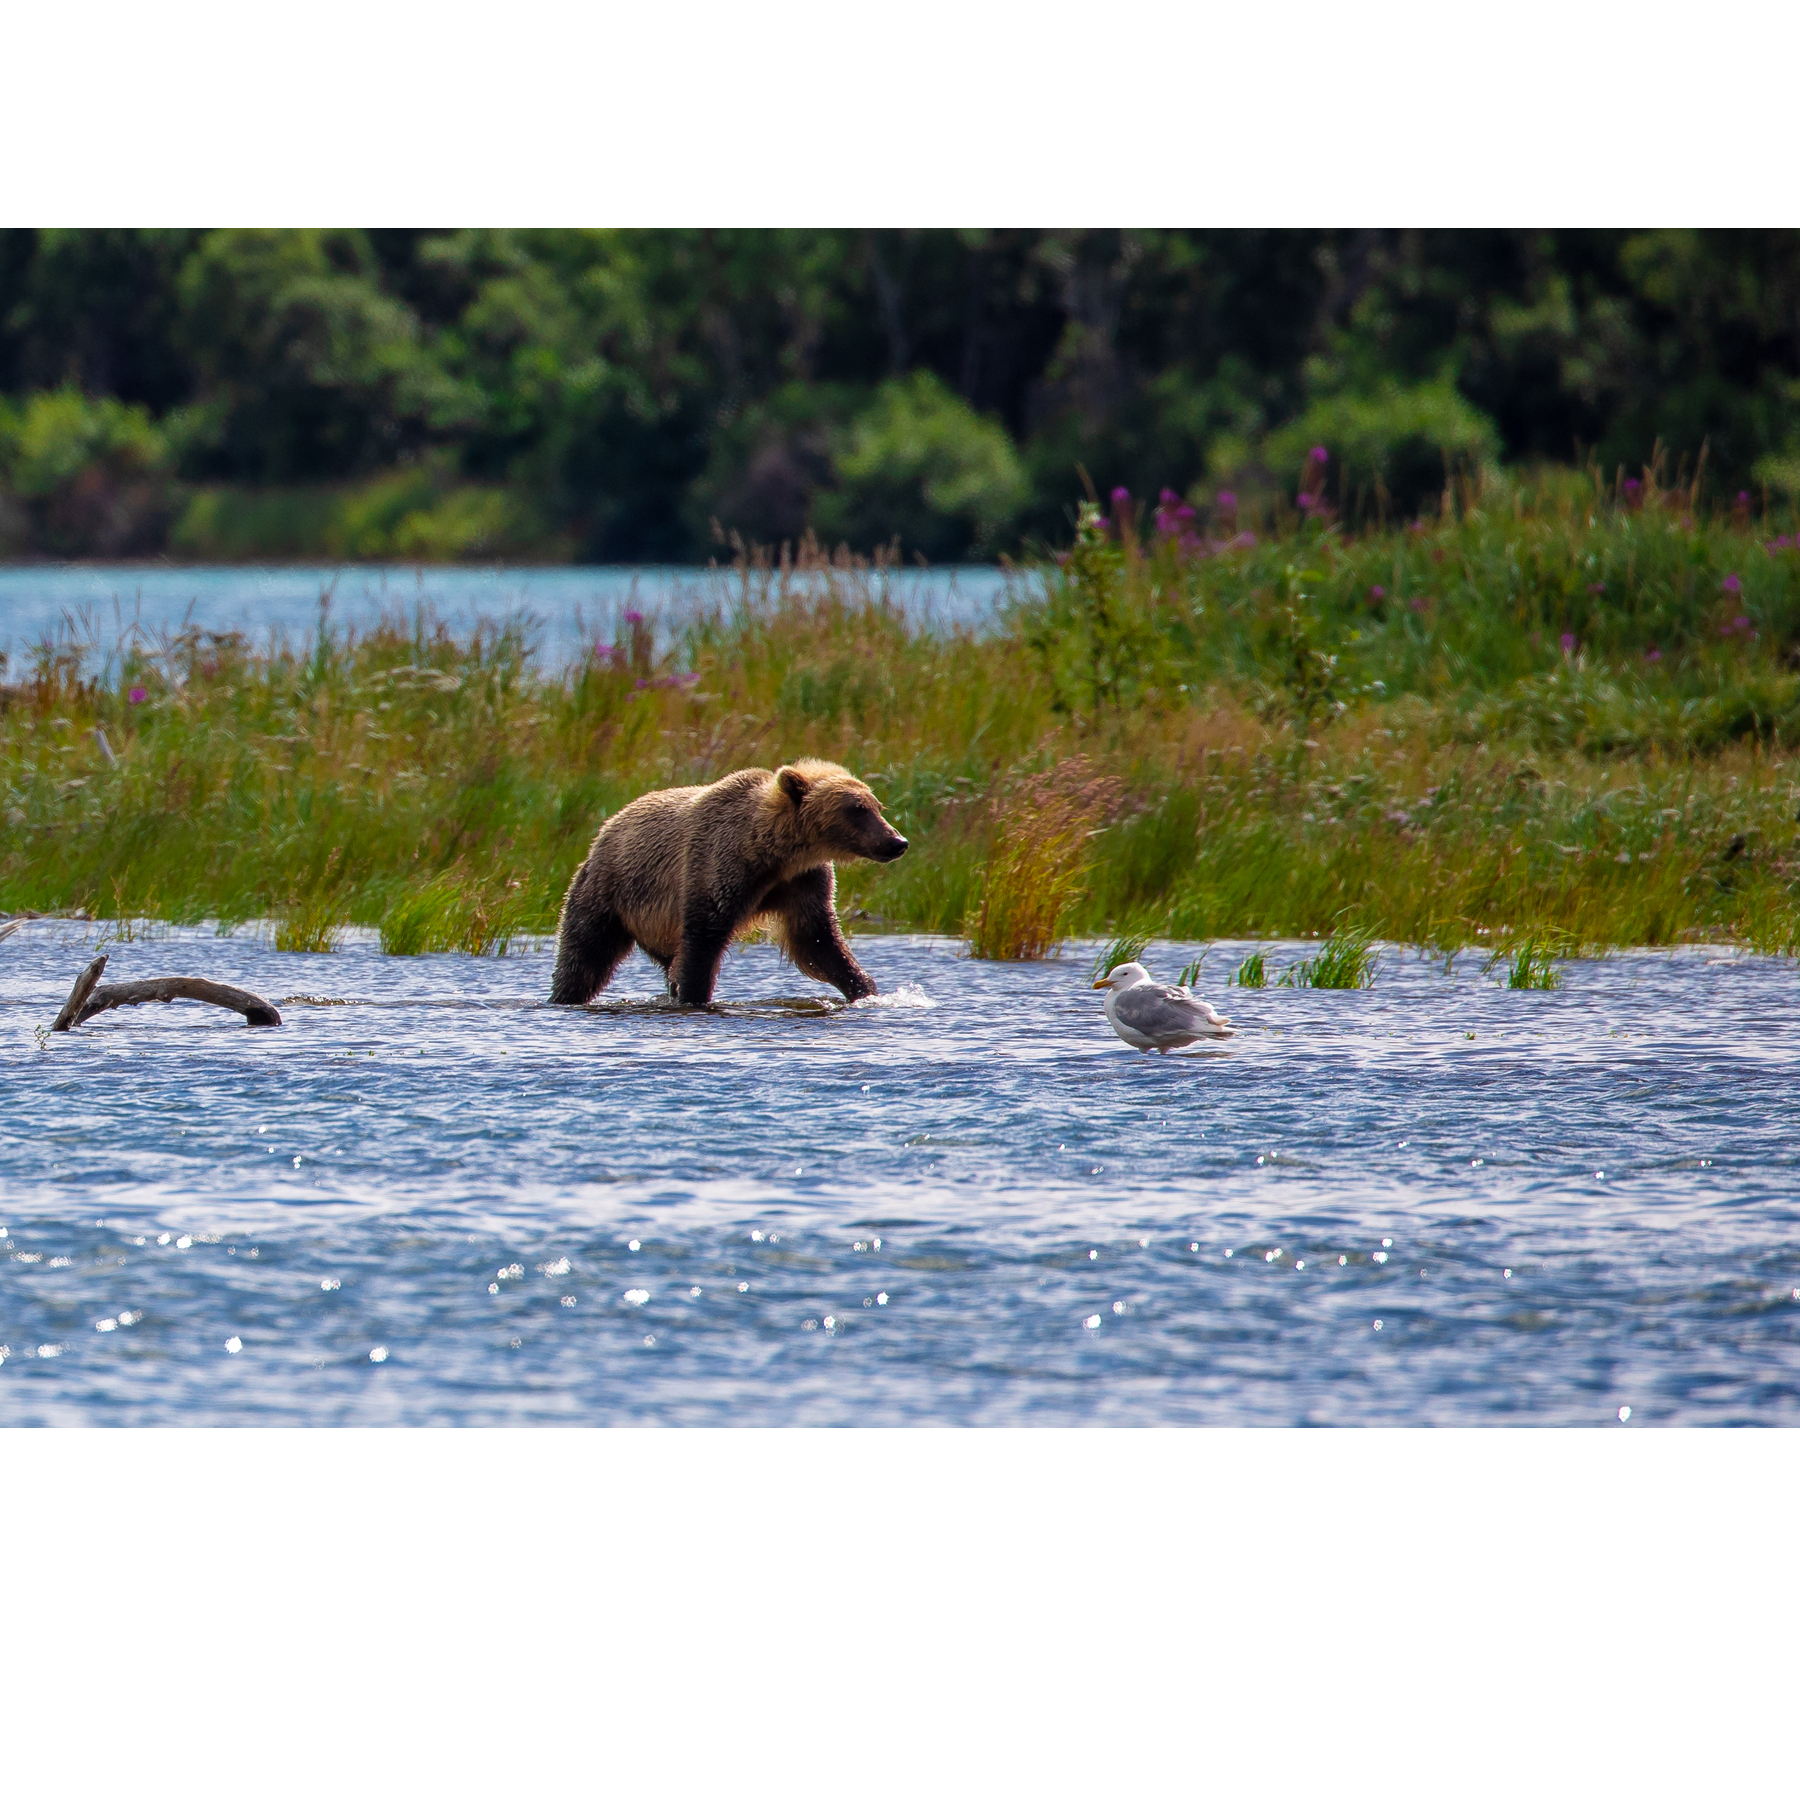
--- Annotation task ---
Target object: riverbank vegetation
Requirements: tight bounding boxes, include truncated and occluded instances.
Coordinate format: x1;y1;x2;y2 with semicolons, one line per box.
4;470;1798;960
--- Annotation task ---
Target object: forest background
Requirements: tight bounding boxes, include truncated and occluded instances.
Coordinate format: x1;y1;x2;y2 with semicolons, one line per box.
6;228;1800;564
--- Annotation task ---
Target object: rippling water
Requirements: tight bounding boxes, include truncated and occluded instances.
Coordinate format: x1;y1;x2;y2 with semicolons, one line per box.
2;924;1796;1424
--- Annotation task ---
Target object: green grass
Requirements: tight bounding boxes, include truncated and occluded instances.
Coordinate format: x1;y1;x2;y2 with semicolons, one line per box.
1231;952;1268;988
1488;931;1568;990
4;479;1800;961
1277;926;1378;989
273;894;347;954
1091;933;1152;981
378;874;525;957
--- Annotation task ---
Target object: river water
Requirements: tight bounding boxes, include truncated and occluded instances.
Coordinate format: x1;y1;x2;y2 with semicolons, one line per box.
3;924;1795;1425
0;563;1017;673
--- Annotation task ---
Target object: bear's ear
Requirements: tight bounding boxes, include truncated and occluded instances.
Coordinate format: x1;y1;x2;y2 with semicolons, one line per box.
776;765;811;807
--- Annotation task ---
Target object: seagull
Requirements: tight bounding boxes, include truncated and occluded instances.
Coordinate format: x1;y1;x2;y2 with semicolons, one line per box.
1092;961;1236;1053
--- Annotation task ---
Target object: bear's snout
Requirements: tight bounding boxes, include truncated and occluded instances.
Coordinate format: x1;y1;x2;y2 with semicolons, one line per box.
875;831;909;862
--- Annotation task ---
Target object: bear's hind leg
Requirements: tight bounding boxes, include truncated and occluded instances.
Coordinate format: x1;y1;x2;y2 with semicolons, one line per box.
550;909;635;1006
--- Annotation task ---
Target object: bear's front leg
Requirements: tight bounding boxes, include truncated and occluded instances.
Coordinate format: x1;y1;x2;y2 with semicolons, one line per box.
776;866;877;1001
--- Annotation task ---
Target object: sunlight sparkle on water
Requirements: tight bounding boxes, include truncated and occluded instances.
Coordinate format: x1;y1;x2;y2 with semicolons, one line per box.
3;928;1797;1423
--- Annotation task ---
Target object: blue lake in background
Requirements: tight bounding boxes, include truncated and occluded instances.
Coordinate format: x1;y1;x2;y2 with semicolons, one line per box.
3;923;1797;1425
0;563;1021;676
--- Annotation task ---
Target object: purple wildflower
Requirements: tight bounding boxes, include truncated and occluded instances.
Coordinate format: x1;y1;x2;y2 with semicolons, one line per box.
1297;493;1314;510
623;608;645;625
1111;486;1131;505
1215;490;1237;510
1160;488;1180;506
129;686;146;704
1369;585;1385;600
1590;582;1605;594
1624;478;1640;493
1310;445;1328;464
1560;632;1577;656
1721;573;1741;594
1644;646;1662;662
593;642;614;660
1734;615;1751;632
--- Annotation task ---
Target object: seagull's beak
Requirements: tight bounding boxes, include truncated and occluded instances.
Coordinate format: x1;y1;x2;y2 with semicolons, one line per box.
1091;975;1112;990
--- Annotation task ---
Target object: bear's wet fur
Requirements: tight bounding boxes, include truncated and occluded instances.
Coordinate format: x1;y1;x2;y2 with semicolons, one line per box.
550;759;908;1006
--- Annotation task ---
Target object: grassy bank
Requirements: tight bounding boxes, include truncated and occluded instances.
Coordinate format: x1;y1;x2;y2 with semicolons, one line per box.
3;471;1798;961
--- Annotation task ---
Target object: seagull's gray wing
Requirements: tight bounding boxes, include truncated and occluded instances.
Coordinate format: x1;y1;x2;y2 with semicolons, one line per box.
1112;982;1219;1039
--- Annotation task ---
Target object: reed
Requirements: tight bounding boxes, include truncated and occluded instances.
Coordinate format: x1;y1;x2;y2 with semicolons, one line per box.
378;875;524;957
963;762;1118;961
1487;931;1568;990
1231;952;1268;988
1277;926;1378;990
272;895;346;954
1091;932;1153;981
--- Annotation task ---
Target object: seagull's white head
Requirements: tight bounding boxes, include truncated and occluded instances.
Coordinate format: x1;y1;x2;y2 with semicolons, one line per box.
1093;961;1151;991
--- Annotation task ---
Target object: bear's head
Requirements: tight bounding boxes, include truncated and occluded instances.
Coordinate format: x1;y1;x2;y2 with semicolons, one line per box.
774;760;909;863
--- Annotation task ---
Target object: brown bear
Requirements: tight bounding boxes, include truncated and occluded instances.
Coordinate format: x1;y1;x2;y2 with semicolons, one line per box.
549;759;908;1007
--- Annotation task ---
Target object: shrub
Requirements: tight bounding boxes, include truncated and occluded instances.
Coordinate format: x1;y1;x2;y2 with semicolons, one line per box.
0;387;174;556
170;468;537;562
813;372;1028;560
1265;379;1501;520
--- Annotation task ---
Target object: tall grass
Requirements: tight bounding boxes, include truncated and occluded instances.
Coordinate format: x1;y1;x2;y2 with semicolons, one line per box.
1487;931;1568;990
1231;952;1268;988
3;496;1799;958
1277;926;1378;989
963;762;1117;961
273;894;347;954
1091;933;1152;981
379;875;524;957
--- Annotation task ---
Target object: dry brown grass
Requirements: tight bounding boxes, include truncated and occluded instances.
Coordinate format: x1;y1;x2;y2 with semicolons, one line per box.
962;759;1122;960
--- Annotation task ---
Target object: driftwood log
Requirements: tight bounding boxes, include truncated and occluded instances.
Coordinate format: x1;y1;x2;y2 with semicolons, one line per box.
51;955;282;1031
